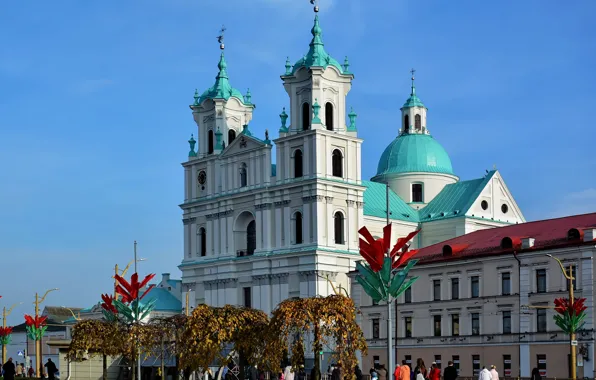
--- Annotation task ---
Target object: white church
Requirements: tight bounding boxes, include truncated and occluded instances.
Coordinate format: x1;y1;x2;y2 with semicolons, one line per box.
178;7;525;314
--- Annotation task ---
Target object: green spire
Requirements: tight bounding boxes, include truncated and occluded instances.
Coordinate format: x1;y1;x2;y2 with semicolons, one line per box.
193;89;199;106
285;57;292;75
290;14;345;75
401;69;425;109
244;88;252;104
348;107;357;131
188;134;197;157
215;128;223;150
279;107;289;132
312;98;321;124
194;51;249;106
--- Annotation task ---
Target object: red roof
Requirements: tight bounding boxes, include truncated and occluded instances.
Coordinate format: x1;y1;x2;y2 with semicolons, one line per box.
415;212;596;264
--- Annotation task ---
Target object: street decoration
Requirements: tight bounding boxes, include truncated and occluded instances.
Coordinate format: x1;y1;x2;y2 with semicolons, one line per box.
101;273;157;323
554;297;587;334
24;314;48;341
0;326;13;345
356;224;421;303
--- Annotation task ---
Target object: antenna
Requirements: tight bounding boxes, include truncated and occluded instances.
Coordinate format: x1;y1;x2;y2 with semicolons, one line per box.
217;25;226;50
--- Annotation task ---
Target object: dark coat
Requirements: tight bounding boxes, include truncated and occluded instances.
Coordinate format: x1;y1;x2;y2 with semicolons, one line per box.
443;366;458;380
3;360;16;380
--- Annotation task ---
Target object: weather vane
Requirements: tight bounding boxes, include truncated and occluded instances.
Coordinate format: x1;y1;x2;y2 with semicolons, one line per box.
410;68;416;80
310;0;319;13
217;25;226;50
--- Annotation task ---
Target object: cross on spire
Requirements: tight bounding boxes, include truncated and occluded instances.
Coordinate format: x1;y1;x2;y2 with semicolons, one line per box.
410;68;416;79
410;68;416;96
310;0;319;13
217;25;226;50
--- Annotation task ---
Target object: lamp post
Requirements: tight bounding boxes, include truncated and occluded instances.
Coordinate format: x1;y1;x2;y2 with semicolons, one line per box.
2;302;21;363
134;241;142;380
547;254;576;380
34;288;58;377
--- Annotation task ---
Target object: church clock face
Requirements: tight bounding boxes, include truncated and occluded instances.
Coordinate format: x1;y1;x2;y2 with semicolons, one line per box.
198;170;206;185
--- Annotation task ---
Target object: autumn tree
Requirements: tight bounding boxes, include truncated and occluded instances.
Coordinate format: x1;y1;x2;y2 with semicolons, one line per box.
269;295;367;380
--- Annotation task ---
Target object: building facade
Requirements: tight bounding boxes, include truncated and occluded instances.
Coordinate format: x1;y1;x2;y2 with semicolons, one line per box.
351;214;596;379
178;8;525;323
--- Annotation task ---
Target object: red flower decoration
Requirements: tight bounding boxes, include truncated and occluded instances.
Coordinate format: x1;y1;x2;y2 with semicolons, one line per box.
359;224;421;272
555;297;587;316
24;314;48;329
101;294;118;314
115;273;156;304
0;326;13;337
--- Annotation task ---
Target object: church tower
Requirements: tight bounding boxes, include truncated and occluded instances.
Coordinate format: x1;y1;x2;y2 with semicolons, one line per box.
189;30;255;157
273;3;365;260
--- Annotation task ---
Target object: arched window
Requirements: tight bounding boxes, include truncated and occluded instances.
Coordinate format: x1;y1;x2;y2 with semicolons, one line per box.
404;115;410;133
199;227;206;256
332;149;343;177
334;212;344;244
325;103;334;131
415;114;421;131
208;130;214;154
247;220;256;255
240;163;247;187
295;212;303;244
228;129;236;145
302;103;310;130
294;149;303;178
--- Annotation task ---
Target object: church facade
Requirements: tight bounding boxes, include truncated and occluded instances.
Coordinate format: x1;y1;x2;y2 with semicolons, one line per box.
178;9;525;320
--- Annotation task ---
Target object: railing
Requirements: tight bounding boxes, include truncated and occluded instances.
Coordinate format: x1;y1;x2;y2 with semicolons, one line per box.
236;250;255;257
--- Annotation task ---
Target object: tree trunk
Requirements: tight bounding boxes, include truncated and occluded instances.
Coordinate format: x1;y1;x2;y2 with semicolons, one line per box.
312;325;322;380
103;354;108;380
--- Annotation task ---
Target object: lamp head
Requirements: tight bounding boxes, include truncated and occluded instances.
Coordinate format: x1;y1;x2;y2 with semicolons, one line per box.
546;254;553;258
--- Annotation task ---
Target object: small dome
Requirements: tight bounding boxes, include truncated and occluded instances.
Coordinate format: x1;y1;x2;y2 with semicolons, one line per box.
375;134;454;176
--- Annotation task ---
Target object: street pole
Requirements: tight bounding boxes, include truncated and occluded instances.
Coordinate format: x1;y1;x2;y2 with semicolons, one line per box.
135;240;142;380
34;289;59;377
569;265;576;380
186;287;191;317
385;184;394;378
114;264;119;299
2;304;18;364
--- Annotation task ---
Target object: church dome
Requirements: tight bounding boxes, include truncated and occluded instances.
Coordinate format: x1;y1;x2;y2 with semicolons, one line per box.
194;52;251;106
375;134;454;176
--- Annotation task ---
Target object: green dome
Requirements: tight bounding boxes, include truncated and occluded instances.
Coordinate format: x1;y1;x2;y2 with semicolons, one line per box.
194;52;251;106
375;134;454;176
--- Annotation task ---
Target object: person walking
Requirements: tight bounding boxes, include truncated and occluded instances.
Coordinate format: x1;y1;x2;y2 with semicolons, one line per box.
429;363;440;380
377;365;388;380
443;361;458;380
531;368;541;380
3;357;16;380
478;366;491;380
355;365;363;380
489;365;499;380
414;359;427;380
394;363;401;380
398;360;411;380
45;358;58;380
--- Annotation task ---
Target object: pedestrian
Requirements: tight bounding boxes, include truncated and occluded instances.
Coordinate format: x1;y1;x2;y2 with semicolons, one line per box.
377;365;387;380
429;363;440;380
414;359;427;380
478;366;491;380
490;365;499;380
398;360;411;380
370;367;379;380
3;357;16;380
531;368;541;380
355;365;363;380
15;362;22;377
443;361;457;380
45;358;58;380
394;363;401;380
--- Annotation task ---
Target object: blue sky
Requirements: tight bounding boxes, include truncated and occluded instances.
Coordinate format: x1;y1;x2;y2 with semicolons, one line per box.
1;0;595;324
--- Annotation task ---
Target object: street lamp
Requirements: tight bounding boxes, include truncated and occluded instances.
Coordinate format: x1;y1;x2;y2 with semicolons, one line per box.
2;302;22;363
34;288;59;377
546;253;576;380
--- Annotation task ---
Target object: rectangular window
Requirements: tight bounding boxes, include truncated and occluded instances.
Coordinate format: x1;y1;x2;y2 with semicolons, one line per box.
452;356;460;375
451;314;460;336
405;317;412;338
471;276;480;298
373;356;380;366
372;318;380;339
405;286;412;303
451;278;459;300
243;287;251;308
412;184;423;203
471;313;480;336
502;272;511;295
537;354;547;377
433;315;442;337
433;280;441;301
503;355;512;378
472;355;481;376
536;269;547;293
566;265;578;291
405;355;412;369
537;309;547;332
434;355;442;369
502;311;512;334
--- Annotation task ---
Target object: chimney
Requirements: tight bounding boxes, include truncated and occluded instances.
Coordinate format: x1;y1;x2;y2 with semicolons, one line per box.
584;229;596;242
162;273;170;283
521;237;535;249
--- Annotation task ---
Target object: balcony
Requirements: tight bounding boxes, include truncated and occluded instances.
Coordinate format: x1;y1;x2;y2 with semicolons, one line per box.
236;250;254;257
